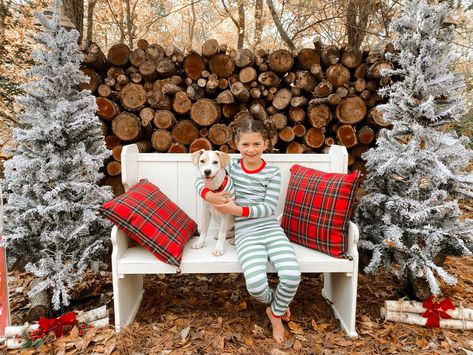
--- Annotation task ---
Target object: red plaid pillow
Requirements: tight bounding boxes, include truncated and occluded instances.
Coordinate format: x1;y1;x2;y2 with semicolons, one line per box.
99;179;197;266
281;164;361;258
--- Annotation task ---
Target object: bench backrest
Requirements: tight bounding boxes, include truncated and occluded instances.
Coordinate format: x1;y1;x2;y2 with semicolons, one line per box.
121;145;348;224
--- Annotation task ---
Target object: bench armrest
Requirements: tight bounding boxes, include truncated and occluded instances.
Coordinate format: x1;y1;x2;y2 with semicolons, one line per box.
111;226;132;263
346;221;359;258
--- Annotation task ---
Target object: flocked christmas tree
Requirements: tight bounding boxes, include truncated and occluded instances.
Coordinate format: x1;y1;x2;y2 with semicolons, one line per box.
356;0;473;297
2;1;113;310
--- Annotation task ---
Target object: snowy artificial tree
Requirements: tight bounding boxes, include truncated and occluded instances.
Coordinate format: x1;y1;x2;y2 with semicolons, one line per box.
355;0;473;298
2;1;113;310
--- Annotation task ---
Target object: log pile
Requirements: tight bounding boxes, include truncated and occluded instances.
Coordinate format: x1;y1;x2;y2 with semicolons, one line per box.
79;39;394;195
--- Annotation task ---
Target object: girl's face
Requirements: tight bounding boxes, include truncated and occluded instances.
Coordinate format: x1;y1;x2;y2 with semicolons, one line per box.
237;131;268;164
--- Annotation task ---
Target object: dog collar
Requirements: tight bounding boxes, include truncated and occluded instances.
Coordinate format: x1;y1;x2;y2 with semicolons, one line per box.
214;175;229;192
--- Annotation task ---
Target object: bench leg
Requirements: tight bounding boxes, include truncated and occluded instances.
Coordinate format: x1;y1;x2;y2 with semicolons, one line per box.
322;272;358;338
113;274;144;332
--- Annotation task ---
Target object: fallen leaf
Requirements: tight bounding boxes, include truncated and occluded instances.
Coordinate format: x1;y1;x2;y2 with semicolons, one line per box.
238;301;247;311
282;337;295;349
416;338;428;348
288;321;304;335
175;318;187;327
269;348;287;355
214;335;225;350
190;329;203;340
336;337;353;347
295;334;307;342
252;324;265;337
244;338;254;347
293;339;302;351
311;319;329;332
180;325;191;341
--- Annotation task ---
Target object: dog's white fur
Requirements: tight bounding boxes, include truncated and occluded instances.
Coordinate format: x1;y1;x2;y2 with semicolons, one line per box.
191;149;235;256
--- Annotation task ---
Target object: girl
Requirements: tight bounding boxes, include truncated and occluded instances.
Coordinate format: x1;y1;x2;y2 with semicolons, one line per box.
195;118;301;344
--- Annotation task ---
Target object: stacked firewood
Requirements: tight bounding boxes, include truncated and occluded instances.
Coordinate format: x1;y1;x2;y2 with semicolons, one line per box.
79;38;394;195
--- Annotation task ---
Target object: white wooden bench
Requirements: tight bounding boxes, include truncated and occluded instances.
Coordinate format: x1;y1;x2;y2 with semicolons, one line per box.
111;144;359;337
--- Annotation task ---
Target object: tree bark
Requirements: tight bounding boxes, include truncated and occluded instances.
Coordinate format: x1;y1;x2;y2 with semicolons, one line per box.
63;0;84;41
265;0;296;50
253;0;263;51
124;0;133;49
189;0;196;49
237;0;245;49
346;0;371;49
86;0;97;44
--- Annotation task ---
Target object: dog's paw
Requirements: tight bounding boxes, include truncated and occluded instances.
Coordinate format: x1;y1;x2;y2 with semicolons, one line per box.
212;247;224;256
228;237;236;245
192;240;205;249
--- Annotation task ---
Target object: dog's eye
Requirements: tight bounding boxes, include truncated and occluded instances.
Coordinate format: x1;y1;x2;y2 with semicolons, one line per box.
212;161;218;164
200;160;205;164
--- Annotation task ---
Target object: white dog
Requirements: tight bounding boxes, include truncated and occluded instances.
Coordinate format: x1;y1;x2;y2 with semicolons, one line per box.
191;149;235;256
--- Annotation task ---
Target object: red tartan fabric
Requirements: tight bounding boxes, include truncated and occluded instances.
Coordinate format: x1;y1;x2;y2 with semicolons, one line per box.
281;165;361;258
100;179;197;266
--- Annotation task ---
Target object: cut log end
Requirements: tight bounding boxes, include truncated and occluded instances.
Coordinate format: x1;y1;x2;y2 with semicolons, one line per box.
172;120;199;145
151;129;172;152
190;138;212;152
335;97;367;125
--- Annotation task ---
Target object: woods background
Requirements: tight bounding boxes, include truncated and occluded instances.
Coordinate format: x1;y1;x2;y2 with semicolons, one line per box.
1;0;472;175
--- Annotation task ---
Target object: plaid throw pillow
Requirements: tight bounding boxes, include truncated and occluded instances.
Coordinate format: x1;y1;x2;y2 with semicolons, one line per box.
99;179;197;267
281;164;361;258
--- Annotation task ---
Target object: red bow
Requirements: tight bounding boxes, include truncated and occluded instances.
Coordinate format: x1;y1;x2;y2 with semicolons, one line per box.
421;295;455;327
38;311;77;337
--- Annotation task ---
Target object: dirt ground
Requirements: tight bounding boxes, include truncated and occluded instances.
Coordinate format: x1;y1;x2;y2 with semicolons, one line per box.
1;254;473;355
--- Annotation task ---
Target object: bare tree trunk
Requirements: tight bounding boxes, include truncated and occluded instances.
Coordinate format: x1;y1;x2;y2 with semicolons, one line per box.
63;0;84;41
237;0;245;49
119;3;124;44
346;0;371;49
253;0;263;51
189;1;196;49
125;0;133;49
86;0;97;44
222;0;245;49
265;0;295;50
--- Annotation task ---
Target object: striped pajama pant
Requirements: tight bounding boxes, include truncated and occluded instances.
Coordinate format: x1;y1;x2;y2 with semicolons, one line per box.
235;222;301;317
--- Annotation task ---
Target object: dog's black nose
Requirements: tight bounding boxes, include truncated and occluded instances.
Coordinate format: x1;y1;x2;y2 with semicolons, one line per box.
204;169;211;176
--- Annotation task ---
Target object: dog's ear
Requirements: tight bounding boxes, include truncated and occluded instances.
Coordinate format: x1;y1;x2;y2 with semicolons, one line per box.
216;151;230;168
191;149;205;166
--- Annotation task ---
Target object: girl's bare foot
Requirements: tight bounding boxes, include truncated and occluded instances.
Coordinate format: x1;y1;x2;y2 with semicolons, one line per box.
266;307;285;344
281;307;291;322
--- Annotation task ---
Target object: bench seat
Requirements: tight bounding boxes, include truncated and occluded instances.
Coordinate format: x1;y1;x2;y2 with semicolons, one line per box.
117;223;357;275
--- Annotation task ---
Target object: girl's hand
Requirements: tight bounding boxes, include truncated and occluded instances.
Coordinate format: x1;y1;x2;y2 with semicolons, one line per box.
214;199;242;216
205;191;230;205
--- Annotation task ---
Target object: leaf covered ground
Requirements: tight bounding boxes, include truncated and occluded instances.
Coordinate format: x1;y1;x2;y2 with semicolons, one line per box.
1;255;473;355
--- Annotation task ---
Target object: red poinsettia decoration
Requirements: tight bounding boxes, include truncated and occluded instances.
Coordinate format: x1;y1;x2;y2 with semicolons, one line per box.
421;295;455;327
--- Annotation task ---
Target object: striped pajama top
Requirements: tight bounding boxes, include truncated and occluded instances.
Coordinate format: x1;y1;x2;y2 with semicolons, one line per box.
196;158;282;238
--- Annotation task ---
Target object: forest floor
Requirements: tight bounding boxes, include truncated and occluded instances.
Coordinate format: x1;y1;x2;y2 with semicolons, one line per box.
1;254;473;355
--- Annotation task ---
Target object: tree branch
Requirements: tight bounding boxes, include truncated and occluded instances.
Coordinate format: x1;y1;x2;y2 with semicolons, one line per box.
136;0;204;40
265;0;295;50
221;0;239;29
291;16;340;40
104;0;126;43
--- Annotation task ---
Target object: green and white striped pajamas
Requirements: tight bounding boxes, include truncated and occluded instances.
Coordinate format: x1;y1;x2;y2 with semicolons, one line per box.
196;158;301;317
